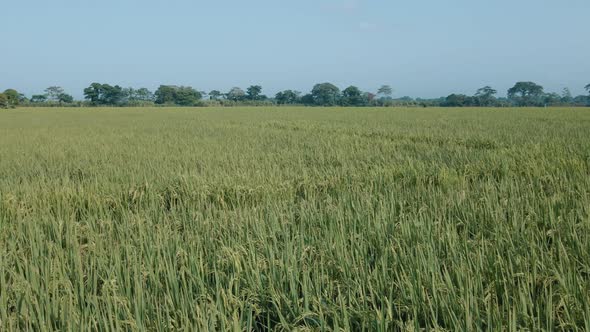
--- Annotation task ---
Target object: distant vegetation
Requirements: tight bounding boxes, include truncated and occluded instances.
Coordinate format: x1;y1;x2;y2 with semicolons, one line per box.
1;82;590;109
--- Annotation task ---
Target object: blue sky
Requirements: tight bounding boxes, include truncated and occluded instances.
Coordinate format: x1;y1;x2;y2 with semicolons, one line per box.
2;0;589;98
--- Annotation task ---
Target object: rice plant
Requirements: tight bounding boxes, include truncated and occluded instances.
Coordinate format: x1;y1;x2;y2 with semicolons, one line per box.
1;107;589;331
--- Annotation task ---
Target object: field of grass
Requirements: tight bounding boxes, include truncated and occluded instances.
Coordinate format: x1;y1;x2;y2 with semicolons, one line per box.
1;106;589;331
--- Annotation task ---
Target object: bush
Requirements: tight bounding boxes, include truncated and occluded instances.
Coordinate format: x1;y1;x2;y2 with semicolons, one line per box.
0;93;8;109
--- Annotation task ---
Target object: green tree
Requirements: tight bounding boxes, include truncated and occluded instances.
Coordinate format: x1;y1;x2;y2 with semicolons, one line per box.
45;86;65;102
377;85;393;99
209;90;222;100
84;83;125;105
154;85;201;105
573;95;588;105
31;94;48;103
124;87;153;102
83;83;103;104
226;87;246;102
58;93;74;103
507;82;544;106
19;94;28;103
102;85;125;105
543;92;561;106
341;86;365;106
123;88;135;102
135;88;154;101
585;84;590;94
443;94;470;107
154;85;176;104
311;83;340;106
174;86;202;106
300;94;314;105
475;86;497;106
0;93;7;109
561;88;573;104
275;90;300;104
246;85;263;100
3;89;20;106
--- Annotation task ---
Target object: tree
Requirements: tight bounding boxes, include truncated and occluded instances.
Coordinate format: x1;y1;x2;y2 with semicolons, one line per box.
3;89;20;106
246;85;263;100
58;93;74;103
226;87;246;102
300;93;314;105
561;88;573;104
43;86;73;104
122;88;135;103
341;86;365;106
174;86;202;106
209;90;222;100
377;85;393;99
45;86;65;101
443;94;470;107
507;82;544;106
135;88;154;101
585;84;590;94
364;92;376;104
123;87;153;102
102;85;125;105
0;93;7;109
31;94;48;103
83;83;102;104
84;83;125;105
19;94;28;104
543;92;561;106
311;83;340;106
154;85;201;105
275;90;300;104
474;86;497;106
154;85;176;104
573;95;589;106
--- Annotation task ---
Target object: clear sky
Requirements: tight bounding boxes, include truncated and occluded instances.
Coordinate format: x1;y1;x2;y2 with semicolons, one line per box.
2;0;589;98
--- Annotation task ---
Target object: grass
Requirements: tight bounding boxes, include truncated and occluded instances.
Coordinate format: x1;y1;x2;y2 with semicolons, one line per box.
1;106;589;331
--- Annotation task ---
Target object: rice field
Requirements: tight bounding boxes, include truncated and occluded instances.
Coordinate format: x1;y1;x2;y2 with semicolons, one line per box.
1;106;589;331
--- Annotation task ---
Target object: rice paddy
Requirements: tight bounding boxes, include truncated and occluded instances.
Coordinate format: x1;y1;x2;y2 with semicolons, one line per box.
1;107;589;331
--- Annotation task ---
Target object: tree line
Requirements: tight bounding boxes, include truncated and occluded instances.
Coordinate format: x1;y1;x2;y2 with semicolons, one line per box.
442;82;590;107
2;82;590;109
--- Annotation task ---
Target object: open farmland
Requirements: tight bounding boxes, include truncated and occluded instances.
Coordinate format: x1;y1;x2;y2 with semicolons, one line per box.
1;107;589;330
